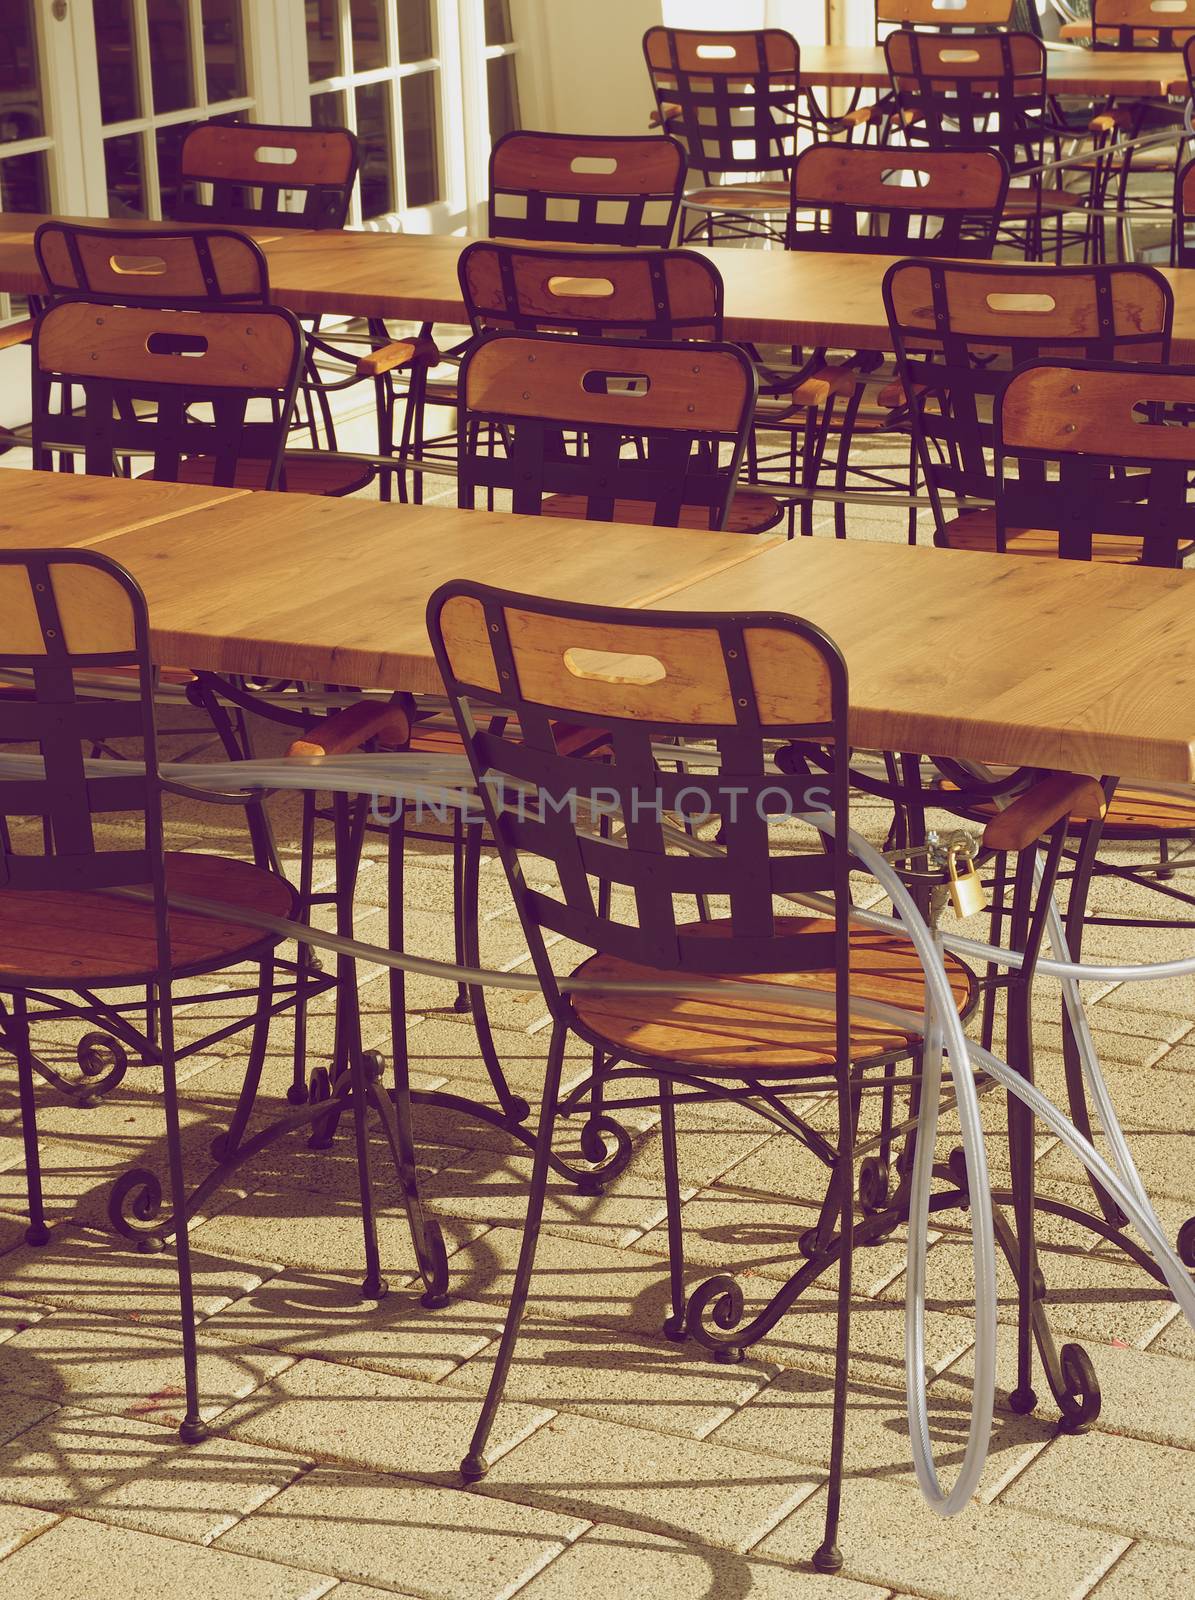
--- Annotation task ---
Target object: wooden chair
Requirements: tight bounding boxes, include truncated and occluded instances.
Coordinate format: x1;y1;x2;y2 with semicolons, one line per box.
1086;0;1195;47
488;130;687;248
883;29;1097;260
884;258;1174;555
427;579;976;1571
877;0;1014;25
457;241;785;535
173;121;359;230
457;328;764;533
995;356;1195;564
641;27;802;244
29;298;318;492
768;146;1008;540
170;121;431;501
1172;152;1195;263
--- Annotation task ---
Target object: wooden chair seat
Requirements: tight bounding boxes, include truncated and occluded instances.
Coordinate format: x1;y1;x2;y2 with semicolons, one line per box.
1002;186;1090;217
541;490;783;536
940;507;1164;563
142;454;373;497
683;181;791;213
571;918;975;1077
0;852;295;987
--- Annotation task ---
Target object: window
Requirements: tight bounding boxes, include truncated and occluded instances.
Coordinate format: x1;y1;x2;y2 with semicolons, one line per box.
0;1;51;220
306;0;448;227
94;0;253;219
484;1;521;145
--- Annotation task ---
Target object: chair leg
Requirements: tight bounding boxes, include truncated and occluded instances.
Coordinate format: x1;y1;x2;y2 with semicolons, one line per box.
659;1076;688;1342
11;991;50;1246
461;816;530;1123
155;993;207;1444
813;1076;857;1575
460;1018;566;1481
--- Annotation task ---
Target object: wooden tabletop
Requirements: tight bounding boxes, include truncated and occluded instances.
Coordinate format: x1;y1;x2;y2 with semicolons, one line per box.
7;218;1195;359
0;470;777;690
799;42;1188;97
658;537;1195;783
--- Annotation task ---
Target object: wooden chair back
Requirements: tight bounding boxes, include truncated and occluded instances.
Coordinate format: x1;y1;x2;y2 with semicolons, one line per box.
884;28;1047;160
458;241;722;340
642;27;802;184
457;329;756;529
883;259;1173;529
428;580;852;1013
787;146;1008;257
488;131;686;247
31;299;304;487
35;222;268;307
173;122;358;230
995;358;1195;564
0;549;167;916
1173;152;1195;265
1089;0;1195;49
878;0;1014;26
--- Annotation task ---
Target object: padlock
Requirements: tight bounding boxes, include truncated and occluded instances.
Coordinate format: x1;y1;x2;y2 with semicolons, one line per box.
946;839;987;919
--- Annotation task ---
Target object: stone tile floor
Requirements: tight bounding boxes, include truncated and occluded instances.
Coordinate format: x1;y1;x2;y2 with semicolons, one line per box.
0;434;1191;1598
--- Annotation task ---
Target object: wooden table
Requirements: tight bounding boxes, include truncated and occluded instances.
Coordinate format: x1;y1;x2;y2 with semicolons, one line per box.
799;43;1188;98
658;536;1195;783
5;469;1193;784
7;216;1195;359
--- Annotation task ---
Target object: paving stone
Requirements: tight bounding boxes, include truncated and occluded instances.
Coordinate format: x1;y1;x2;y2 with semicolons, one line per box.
0;1297;49;1344
203;1268;502;1383
0;1226;275;1325
0;1405;184;1512
0;1313;291;1422
0;1501;59;1563
472;1411;820;1553
0;1515;336;1599
219;1357;551;1482
707;1364;1052;1503
85;1432;309;1545
1087;1539;1195;1597
513;1522;889;1600
190;1186;485;1278
1037;1066;1195;1203
999;1429;1195;1545
756;1477;1129;1600
219;1465;587;1600
1149;1307;1195;1361
0;1391;60;1456
445;1324;776;1440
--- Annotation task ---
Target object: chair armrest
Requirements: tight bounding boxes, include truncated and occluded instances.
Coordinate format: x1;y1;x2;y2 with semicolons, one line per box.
0;317;34;353
982;773;1106;853
288;694;413;758
355;337;436;379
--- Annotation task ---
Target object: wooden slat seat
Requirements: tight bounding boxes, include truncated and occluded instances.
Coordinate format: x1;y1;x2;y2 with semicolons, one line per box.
141;454;373;497
0;852;295;986
571;918;975;1076
939;507;1166;563
541;489;784;536
683;181;791;211
1001;186;1091;216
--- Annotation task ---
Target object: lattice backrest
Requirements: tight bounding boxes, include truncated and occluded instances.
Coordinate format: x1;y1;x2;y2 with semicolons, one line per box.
489;131;686;247
883;260;1173;515
0;550;165;899
787;146;1007;257
994;358;1195;564
458;242;722;340
457;329;756;527
31;299;304;486
879;0;1014;24
175;122;358;229
642;27;801;182
1090;0;1195;47
35;222;269;307
428;580;851;995
885;29;1046;152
